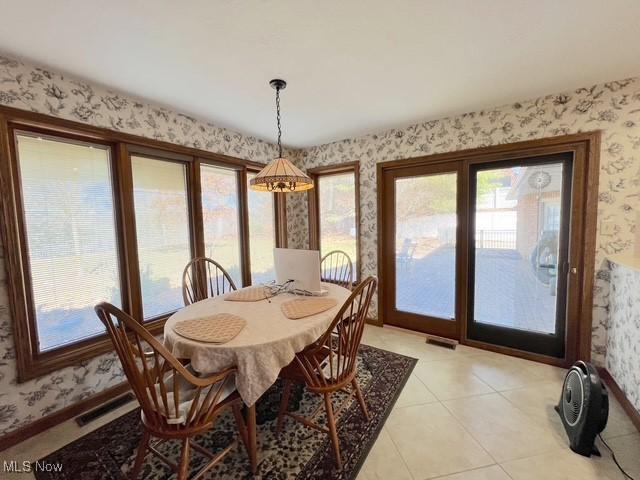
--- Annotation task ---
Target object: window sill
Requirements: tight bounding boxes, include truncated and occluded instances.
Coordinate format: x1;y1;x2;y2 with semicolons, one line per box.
17;315;168;383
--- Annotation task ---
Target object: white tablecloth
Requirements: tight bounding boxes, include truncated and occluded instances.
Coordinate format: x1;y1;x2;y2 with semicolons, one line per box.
163;283;351;406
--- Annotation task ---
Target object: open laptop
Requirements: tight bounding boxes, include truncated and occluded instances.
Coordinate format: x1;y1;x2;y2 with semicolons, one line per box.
274;248;328;296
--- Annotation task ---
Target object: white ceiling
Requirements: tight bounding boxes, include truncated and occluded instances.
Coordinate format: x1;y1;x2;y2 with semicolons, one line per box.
2;1;640;148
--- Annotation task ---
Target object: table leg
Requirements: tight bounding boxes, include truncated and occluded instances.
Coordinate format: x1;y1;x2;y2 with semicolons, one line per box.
247;403;257;474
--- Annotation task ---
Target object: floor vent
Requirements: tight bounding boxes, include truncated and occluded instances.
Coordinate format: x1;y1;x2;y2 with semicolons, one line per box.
76;393;135;426
425;335;458;350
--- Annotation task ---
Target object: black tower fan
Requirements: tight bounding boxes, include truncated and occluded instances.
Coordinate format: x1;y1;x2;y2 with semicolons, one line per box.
555;360;609;456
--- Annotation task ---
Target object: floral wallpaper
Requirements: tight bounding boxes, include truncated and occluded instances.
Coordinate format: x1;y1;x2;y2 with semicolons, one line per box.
286;77;640;397
0;53;288;438
606;260;640;411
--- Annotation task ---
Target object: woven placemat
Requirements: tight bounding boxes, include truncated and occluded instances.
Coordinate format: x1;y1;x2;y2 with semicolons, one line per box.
173;313;246;343
224;286;269;302
281;297;339;320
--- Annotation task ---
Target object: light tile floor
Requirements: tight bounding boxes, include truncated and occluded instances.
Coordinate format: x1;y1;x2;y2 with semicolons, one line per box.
2;324;638;480
358;325;640;480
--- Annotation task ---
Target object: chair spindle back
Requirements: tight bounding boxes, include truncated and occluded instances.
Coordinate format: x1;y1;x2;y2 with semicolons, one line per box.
182;257;237;306
95;302;236;434
320;250;354;289
294;276;376;390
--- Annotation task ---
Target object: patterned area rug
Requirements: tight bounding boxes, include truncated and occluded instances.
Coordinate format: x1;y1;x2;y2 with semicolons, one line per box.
35;345;416;480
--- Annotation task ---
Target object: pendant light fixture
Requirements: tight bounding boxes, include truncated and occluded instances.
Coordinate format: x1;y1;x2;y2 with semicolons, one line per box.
249;79;314;192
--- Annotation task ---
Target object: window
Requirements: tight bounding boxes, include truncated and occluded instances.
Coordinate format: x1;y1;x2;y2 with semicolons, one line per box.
247;172;276;284
131;155;192;319
543;202;561;231
200;164;242;286
15;133;122;351
2;112;283;381
308;163;360;281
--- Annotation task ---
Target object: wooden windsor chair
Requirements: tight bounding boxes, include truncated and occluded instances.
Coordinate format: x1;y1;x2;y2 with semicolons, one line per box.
320;250;354;290
182;257;237;306
275;276;377;469
95;302;253;480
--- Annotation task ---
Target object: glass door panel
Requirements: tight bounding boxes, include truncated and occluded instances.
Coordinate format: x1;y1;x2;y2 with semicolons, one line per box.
382;161;461;339
467;155;572;357
395;173;457;319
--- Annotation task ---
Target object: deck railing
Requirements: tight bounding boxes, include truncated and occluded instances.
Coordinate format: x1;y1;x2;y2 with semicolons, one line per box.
475;230;517;249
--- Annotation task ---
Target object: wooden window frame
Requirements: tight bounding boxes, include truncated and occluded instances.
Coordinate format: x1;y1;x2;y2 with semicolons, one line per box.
0;105;285;381
126;145;198;323
4;126;132;380
198;160;246;287
244;167;287;286
245;166;287;252
307;161;361;282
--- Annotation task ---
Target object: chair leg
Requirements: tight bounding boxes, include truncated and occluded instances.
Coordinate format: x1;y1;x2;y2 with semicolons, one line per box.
352;378;370;420
232;402;249;452
276;380;293;435
324;392;342;470
130;430;150;480
177;438;190;480
232;400;258;475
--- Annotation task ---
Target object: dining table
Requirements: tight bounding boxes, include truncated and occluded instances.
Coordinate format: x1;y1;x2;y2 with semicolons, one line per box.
163;281;351;473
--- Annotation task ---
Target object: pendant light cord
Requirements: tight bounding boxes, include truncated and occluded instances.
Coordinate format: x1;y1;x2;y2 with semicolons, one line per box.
275;85;283;158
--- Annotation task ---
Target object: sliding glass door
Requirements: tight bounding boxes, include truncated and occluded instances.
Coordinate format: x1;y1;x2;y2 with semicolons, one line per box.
381;151;577;360
467;155;572;357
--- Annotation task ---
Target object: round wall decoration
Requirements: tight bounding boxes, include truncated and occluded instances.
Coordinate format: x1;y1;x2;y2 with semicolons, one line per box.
528;170;552;189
